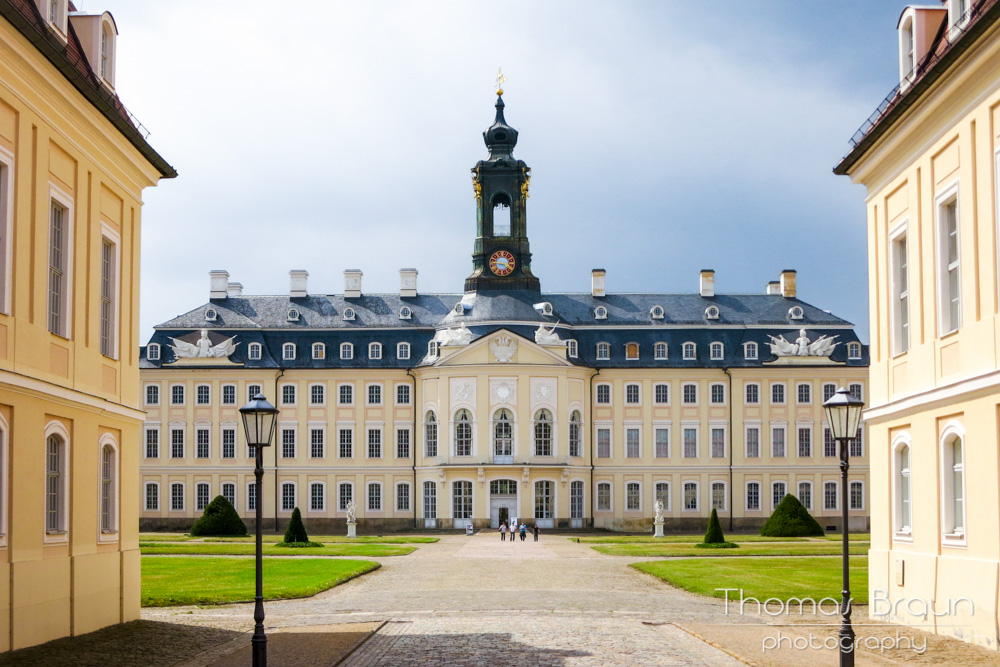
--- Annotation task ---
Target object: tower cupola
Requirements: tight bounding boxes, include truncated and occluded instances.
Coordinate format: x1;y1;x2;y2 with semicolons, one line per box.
483;95;518;159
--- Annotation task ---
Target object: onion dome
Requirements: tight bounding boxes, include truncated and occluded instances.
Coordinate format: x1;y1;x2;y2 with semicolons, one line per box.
483;94;518;159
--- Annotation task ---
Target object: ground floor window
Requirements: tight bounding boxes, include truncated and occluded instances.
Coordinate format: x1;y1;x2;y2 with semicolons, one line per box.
423;481;437;519
368;483;382;511
683;482;697;510
397;483;411;511
626;482;640;511
535;480;553;518
746;482;760;510
570;481;583;519
824;481;838;510
711;482;725;510
311;483;325;511
772;482;786;509
597;482;611;511
222;482;236;508
339;483;353;511
145;483;159;511
798;481;812;510
655;482;669;511
453;481;472;519
196;482;210;511
282;482;296;511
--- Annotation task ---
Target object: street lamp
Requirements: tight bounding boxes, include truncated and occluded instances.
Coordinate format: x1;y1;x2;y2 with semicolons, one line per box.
240;393;279;667
823;386;865;667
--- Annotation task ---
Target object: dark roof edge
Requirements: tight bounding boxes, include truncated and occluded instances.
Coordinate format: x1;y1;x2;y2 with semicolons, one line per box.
834;2;1000;177
0;1;177;179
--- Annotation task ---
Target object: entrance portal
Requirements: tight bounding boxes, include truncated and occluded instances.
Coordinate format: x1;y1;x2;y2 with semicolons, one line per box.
489;479;517;528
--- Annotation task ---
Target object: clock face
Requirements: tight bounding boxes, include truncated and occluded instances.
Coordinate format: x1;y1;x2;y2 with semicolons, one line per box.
489;250;516;277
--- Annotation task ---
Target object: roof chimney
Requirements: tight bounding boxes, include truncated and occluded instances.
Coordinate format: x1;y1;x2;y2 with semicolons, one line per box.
780;270;797;299
591;269;606;298
766;281;781;296
400;268;418;298
699;269;715;298
209;270;229;300
227;282;243;297
344;269;363;299
290;270;309;298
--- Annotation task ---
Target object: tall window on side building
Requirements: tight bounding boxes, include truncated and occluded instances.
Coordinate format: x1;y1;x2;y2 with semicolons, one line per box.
48;197;71;337
942;431;965;539
569;411;582;457
0;150;12;315
423;481;436;519
425;412;438;457
570;480;584;519
100;442;116;534
99;234;118;358
895;442;911;536
892;231;909;354
937;191;961;334
452;481;472;519
46;433;67;534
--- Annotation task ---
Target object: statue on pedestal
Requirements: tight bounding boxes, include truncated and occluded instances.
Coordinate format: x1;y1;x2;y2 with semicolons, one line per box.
345;500;357;538
653;498;665;538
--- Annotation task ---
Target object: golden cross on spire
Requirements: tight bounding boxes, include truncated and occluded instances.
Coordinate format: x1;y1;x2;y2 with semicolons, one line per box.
495;68;507;95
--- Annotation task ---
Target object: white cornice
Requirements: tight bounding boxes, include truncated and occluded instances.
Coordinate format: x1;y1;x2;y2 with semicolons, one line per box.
0;369;145;421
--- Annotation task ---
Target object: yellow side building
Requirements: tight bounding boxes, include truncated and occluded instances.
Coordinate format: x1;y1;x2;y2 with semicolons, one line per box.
836;0;1000;650
0;0;174;651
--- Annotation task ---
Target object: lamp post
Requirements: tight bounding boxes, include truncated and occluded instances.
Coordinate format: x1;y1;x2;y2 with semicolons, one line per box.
239;393;279;667
823;386;865;667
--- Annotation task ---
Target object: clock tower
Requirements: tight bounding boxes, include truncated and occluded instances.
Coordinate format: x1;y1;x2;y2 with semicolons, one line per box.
465;90;541;292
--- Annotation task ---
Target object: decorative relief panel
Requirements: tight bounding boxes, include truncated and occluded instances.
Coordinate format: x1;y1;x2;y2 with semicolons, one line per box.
531;377;557;410
450;377;476;408
490;378;518;406
489;335;517;363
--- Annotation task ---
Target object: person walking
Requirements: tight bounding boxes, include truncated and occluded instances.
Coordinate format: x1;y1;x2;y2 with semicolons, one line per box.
519;523;527;541
499;522;507;541
509;519;516;545
533;524;539;542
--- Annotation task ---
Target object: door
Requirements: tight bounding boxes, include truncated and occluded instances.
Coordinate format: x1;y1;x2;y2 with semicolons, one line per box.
498;506;508;526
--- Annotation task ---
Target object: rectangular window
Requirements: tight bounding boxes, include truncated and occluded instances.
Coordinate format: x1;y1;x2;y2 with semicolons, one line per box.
145;428;159;458
171;385;185;405
849;428;864;458
247;385;262;402
798;482;812;509
892;232;909;353
222;428;235;458
710;384;725;404
596;385;610;404
797;383;811;404
683;428;697;458
626;482;640;511
397;428;411;458
339;429;353;458
824;482;838;510
196;385;210;405
823;383;836;403
99;238;116;357
48;200;70;337
397;385;411;405
145;484;159;511
849;384;863;401
571;481;584;519
824;427;837;457
682;384;697;404
798;427;811;457
397;483;411;511
222;385;236;405
282;385;296;405
597;483;611;511
339;385;353;405
171;483;184;511
452;482;471;518
311;484;324;511
938;194;961;334
596;428;611;458
569;419;581;457
248;482;258;511
771;384;785;404
425;419;438;457
171;429;184;458
684;483;698;510
196;428;209;458
310;384;325;405
773;483;786;509
771;426;785;457
746;483;760;511
710;427;725;458
310;429;324;458
146;385;159;405
196;484;210;511
745;427;760;458
626;428;640;458
654;428;669;458
712;483;725;510
368;385;382;405
368;428;382;458
339;484;353;511
222;484;235;507
654;384;669;404
247;443;256;459
281;428;295;458
745;383;759;404
850;481;864;510
422;481;436;518
625;384;640;404
282;483;295;511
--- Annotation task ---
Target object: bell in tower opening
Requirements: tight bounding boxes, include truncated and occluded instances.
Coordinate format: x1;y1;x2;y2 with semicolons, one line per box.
465;81;541;293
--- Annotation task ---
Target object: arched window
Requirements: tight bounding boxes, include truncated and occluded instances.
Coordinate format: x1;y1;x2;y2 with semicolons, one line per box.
535;480;554;518
772;481;786;509
369;342;382;359
942;430;965;539
534;409;552;456
340;342;353;360
654;342;667;360
568;411;582;457
492;193;511;236
342;308;356;321
595;306;607;320
650;305;664;319
204;308;217;321
428;341;438;357
367;482;382;511
711;481;726;510
705;305;720;320
196;482;211;511
895;442;912;535
787;306;804;320
683;342;696;360
399;306;412;320
248;343;261;360
145;482;159;511
147;343;160;361
596;342;610;360
310;482;325;511
45;431;67;535
710;342;724;360
570;480;584;520
100;441;117;534
625;343;639;360
900;13;915;83
287;308;300;322
567;340;578;358
596;482;612;511
454;410;472;456
397;342;410;360
424;412;438;456
746;482;760;510
655;482;670;511
312;342;325;359
493;409;513;459
282;343;295;360
847;342;862;359
744;342;758;360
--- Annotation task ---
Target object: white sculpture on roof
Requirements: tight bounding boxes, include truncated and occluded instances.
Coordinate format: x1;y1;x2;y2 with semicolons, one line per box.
768;329;838;357
434;324;473;346
169;328;238;359
534;322;564;345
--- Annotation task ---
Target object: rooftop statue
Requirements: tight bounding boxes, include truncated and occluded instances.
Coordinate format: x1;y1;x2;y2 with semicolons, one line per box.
534;322;563;346
169;328;238;359
434;324;474;346
768;329;839;357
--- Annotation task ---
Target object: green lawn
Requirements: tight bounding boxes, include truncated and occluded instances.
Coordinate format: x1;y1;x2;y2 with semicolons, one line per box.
142;556;378;606
820;533;871;542
632;555;868;604
138;533;196;541
140;533;437;545
575;535;809;544
591;542;868;557
140;542;415;557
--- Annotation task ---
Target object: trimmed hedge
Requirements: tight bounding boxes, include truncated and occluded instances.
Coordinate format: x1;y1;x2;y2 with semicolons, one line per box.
760;494;825;537
190;496;247;537
283;507;309;544
703;508;725;544
693;542;740;549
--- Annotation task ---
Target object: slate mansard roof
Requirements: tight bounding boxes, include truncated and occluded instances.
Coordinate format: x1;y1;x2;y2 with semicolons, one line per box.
142;289;869;370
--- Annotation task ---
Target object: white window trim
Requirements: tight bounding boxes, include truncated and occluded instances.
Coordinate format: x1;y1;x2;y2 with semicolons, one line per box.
797;480;814;510
221;383;237;405
594;421;613;459
653;480;671;512
279;422;298;459
935;179;962;336
337;382;354;405
745;480;762;512
653;382;670;405
394;382;412;406
308;382;326;406
849;479;866;511
312;342;326;360
366;423;384;459
248;343;262;360
681;421;699;459
194;420;212;459
681;480;700;512
146;343;161;361
397;341;411;360
567;340;578;358
395;423;412;459
279;382;297;406
395;481;412;512
195;383;212;406
340;342;353;360
596;342;610;360
682;342;696;360
369;342;382;360
308;422;326;459
246;480;258;513
889;220;910;357
595;481;613;512
770;382;786;404
654;342;668;360
144;383;160;406
710;342;724;360
709;382;726;406
47;183;74;339
144;481;160;513
308;481;326;512
366;382;383;406
743;420;761;458
743;342;758;360
892;432;913;542
169;481;186;513
796;382;812;405
770;421;787;458
194;481;212;512
220;481;237;509
0;146;14;315
624;479;642;513
220;420;238;459
624;423;642;459
170;383;186;405
143;422;160;459
710;480;728;512
681;382;698;406
939;420;967;547
338;481;355;513
624;382;641;406
595;382;613;405
624;342;640;361
282;343;296;361
98;222;121;359
279;480;297;513
771;480;788;510
709;421;727;458
796;420;814;458
43;420;71;543
367;481;384;513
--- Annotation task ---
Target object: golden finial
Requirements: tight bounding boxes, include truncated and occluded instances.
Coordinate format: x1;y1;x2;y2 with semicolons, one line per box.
495;68;507;96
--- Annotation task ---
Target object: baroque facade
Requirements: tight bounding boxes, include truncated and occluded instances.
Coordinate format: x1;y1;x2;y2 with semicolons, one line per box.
0;0;174;652
141;92;869;536
835;0;1000;651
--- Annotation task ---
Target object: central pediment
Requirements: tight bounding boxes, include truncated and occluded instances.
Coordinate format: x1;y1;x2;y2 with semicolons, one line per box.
434;328;573;367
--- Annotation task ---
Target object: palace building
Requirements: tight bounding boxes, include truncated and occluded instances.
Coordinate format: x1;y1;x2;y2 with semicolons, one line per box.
835;0;1000;651
140;90;868;537
0;0;175;651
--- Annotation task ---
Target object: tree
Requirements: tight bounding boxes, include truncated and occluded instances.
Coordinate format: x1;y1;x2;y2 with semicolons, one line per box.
703;508;725;544
760;494;825;537
190;495;247;537
283;507;309;544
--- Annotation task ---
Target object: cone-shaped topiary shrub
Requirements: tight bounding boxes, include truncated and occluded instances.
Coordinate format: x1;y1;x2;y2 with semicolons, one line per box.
283;507;309;544
190;495;247;537
760;494;825;537
703;507;725;544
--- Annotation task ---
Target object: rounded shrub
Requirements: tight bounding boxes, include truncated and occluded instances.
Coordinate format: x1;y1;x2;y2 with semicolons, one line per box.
190;495;247;537
283;507;310;544
760;494;825;537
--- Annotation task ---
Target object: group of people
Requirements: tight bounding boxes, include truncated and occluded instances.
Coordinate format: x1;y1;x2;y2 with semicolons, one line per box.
498;518;539;542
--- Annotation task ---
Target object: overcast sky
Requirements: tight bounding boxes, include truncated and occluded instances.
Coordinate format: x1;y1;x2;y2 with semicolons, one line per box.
89;1;912;343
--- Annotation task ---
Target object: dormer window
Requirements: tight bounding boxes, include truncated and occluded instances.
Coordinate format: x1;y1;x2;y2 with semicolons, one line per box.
899;12;915;84
596;342;610;360
287;308;300;322
369;342;382;360
45;0;67;35
705;305;720;320
282;343;295;361
343;308;356;321
788;306;804;320
147;343;160;361
950;0;971;32
654;342;667;360
538;302;553;316
204;308;217;322
99;18;117;88
595;306;607;320
399;306;412;320
683;342;696;360
454;303;464;315
397;342;411;360
340;342;354;360
848;342;862;360
710;342;724;360
312;343;325;360
650;305;664;319
248;343;262;360
744;341;758;360
625;343;639;360
567;340;578;358
428;341;439;358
